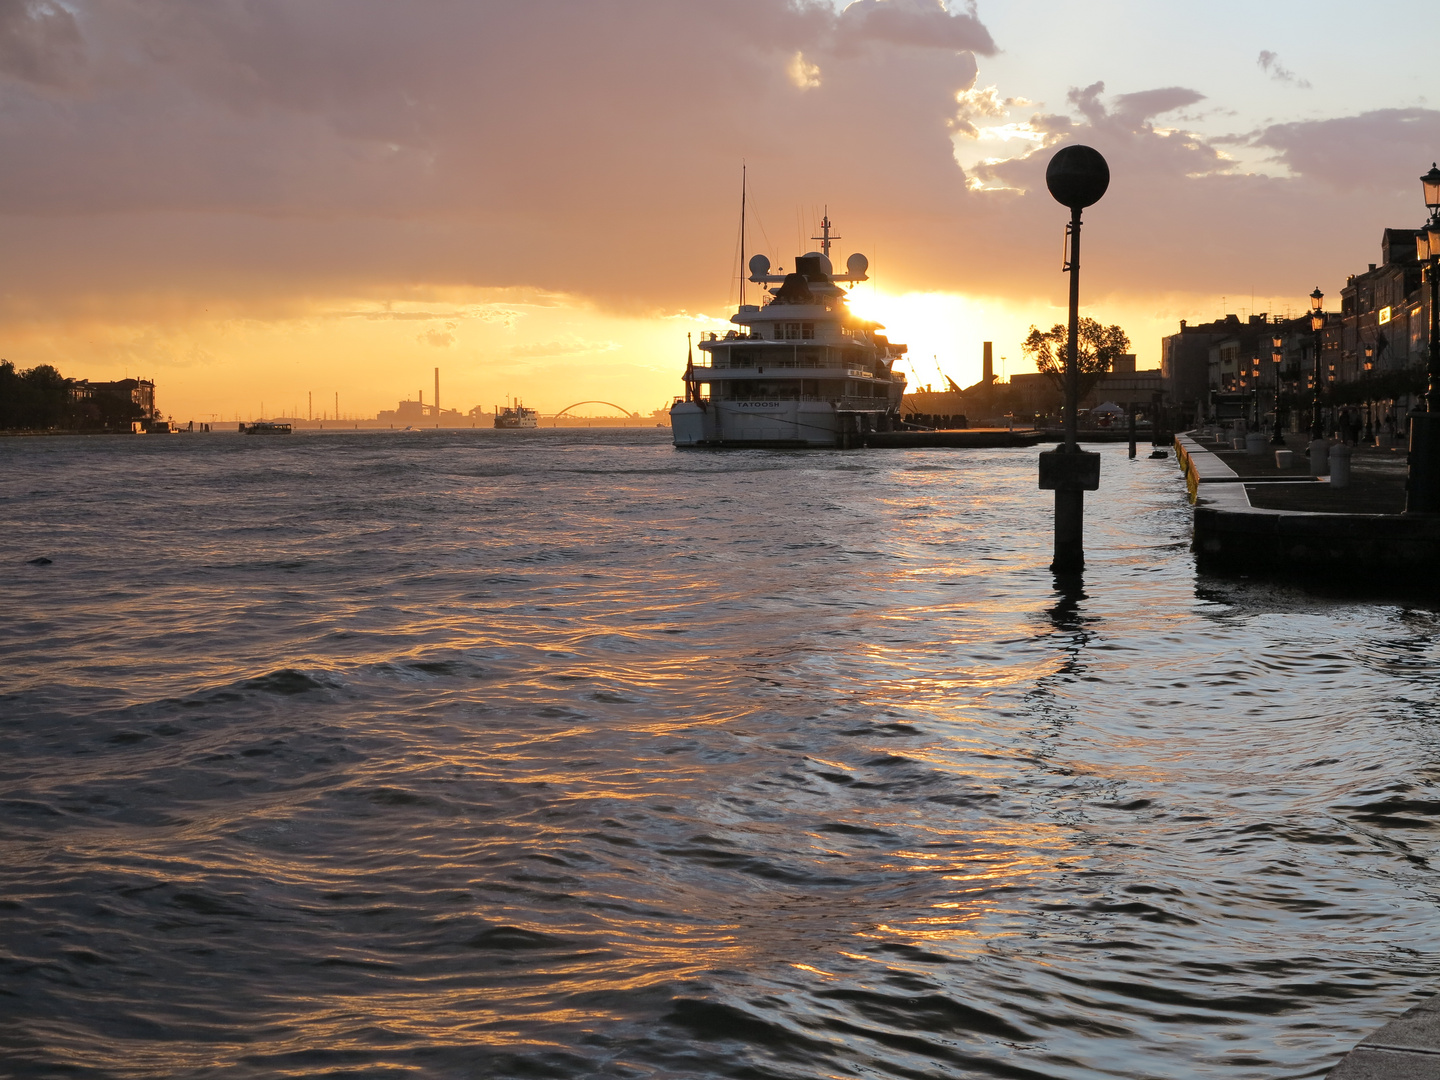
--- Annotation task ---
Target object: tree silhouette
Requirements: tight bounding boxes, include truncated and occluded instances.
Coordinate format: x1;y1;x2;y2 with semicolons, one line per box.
1023;320;1131;402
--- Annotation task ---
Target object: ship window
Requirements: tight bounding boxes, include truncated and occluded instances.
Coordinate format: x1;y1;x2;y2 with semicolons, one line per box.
801;322;814;339
783;322;802;340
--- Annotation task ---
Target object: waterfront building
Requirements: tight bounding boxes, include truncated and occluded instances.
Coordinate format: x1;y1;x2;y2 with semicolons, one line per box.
1339;229;1426;385
1008;355;1164;419
67;377;157;429
1162;315;1273;421
1169;223;1433;432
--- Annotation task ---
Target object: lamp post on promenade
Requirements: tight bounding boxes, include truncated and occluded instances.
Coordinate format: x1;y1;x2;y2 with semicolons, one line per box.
1407;163;1440;513
1270;332;1286;445
1309;287;1325;440
1037;145;1108;575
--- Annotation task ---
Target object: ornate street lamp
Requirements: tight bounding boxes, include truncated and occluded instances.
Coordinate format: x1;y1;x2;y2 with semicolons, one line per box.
1309;287;1325;440
1407;165;1440;511
1270;332;1286;445
1362;344;1375;440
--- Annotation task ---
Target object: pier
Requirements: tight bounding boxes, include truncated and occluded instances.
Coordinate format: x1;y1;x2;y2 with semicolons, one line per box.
1176;430;1440;586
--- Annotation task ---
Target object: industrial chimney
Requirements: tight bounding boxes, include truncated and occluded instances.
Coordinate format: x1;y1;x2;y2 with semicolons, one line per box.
983;341;994;384
434;368;440;417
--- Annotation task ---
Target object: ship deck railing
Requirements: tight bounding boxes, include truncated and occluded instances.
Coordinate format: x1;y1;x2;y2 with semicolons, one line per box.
692;361;888;374
704;395;894;409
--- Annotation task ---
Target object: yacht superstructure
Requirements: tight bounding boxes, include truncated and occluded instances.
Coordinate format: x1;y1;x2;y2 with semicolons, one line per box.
670;216;906;448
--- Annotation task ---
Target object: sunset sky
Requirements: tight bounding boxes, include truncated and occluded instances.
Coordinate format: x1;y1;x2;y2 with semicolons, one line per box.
1;0;1436;420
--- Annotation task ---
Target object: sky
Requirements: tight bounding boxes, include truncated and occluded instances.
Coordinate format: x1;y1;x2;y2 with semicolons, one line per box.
0;0;1437;420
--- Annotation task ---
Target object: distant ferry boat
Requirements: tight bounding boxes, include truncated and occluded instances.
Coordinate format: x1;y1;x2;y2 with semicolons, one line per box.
671;214;907;448
240;421;292;434
494;403;538;429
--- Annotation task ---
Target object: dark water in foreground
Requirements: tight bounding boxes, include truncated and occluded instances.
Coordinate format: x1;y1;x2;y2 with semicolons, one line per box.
2;428;1438;1080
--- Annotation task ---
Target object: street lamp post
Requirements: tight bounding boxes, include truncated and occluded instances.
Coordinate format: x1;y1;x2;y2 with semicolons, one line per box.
1406;163;1440;512
1309;287;1325;440
1270;332;1286;445
1363;345;1375;442
1037;145;1108;574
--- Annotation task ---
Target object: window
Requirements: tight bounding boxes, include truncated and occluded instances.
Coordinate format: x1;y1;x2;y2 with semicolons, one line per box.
801;322;814;339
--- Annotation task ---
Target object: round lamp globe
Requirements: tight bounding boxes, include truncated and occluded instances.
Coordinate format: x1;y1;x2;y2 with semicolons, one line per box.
1046;145;1110;210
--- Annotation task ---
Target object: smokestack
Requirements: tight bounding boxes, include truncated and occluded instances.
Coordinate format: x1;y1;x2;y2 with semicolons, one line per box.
983;341;994;384
435;368;440;415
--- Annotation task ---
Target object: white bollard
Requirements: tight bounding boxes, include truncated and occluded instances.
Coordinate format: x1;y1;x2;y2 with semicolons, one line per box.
1275;449;1294;468
1245;433;1266;456
1329;442;1352;489
1309;439;1329;476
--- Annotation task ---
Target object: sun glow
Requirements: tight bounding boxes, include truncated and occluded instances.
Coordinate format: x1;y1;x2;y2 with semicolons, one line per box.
843;288;1061;391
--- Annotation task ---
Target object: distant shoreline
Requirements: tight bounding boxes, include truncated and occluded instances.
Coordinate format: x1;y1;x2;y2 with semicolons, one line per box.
2;420;672;438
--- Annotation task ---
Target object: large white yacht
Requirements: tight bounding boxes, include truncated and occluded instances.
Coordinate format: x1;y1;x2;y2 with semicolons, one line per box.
670;216;907;448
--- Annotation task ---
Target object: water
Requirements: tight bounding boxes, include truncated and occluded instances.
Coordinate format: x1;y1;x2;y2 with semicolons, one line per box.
2;428;1438;1080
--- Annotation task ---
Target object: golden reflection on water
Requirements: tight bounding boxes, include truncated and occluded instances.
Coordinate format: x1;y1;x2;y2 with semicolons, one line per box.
7;434;1440;1079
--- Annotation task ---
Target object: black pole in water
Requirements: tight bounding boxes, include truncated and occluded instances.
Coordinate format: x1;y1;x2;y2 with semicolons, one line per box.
1037;146;1109;575
1128;405;1137;459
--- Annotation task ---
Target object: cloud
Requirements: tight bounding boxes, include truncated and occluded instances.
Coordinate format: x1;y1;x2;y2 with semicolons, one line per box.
0;0;81;87
418;328;454;347
787;50;821;89
1253;107;1440;191
837;0;996;54
1111;87;1206;125
1257;50;1311;89
0;0;994;311
952;83;1008;137
0;0;1426;365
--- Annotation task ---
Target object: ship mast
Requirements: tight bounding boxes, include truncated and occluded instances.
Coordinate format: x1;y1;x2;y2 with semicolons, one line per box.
739;164;747;307
811;207;840;259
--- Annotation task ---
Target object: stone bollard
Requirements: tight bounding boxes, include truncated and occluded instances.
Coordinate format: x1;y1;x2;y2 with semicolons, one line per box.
1329;442;1352;489
1275;449;1294;469
1231;437;1246;450
1308;439;1330;477
1245;432;1266;456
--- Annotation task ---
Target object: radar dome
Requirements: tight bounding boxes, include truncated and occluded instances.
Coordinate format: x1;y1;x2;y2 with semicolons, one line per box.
801;251;833;276
748;253;771;278
847;253;869;278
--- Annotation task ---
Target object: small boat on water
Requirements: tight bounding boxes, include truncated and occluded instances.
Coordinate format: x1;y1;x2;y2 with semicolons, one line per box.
240;421;293;434
494;403;538;429
671;212;908;448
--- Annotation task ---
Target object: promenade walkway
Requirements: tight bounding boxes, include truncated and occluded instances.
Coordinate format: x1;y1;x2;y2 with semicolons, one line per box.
1325;993;1440;1078
1174;431;1440;583
1188;431;1407;514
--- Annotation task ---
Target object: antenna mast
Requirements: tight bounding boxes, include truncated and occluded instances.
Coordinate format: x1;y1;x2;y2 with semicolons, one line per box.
811;207;840;259
740;164;747;307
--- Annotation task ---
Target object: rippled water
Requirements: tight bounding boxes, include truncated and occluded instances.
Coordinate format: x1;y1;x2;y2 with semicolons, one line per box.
3;428;1439;1080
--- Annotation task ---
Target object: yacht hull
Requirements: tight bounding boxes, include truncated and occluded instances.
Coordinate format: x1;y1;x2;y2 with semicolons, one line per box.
671;400;887;448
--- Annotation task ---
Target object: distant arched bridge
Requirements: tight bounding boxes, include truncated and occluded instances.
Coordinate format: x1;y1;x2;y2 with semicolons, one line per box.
553;400;638;418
